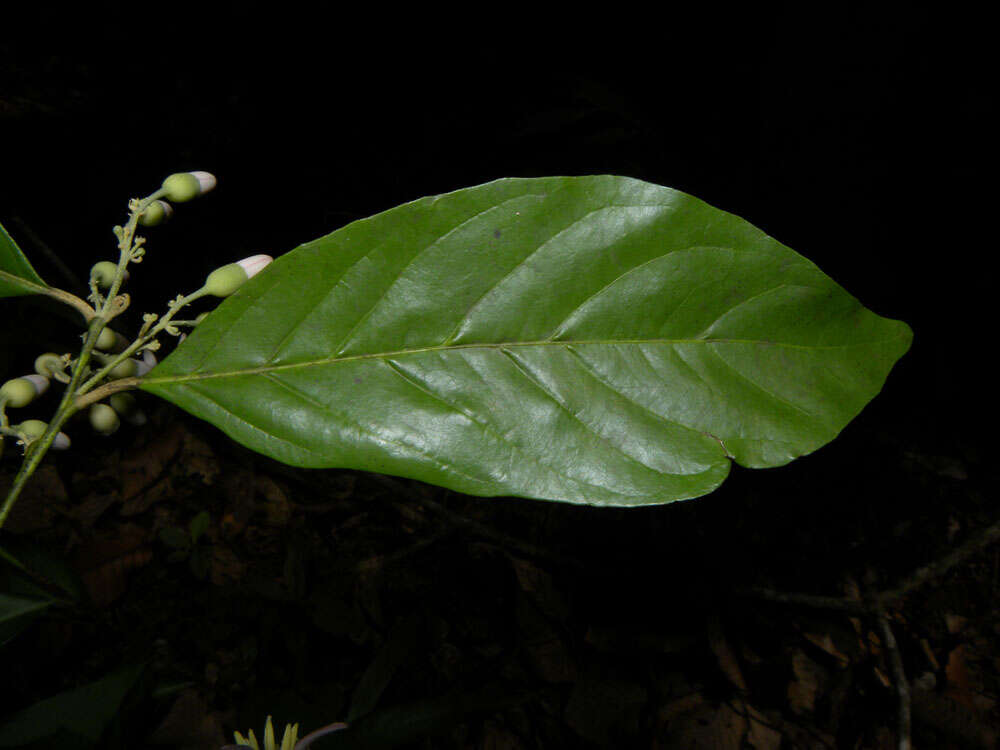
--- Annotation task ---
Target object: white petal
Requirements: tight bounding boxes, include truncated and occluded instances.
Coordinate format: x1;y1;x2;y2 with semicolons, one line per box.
190;171;217;194
24;374;50;395
236;254;273;280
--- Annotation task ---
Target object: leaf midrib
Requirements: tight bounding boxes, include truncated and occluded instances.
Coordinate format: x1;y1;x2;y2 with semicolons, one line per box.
0;268;47;292
146;333;907;385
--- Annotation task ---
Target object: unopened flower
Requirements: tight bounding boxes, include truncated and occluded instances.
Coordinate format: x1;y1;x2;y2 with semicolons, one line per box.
89;403;120;435
15;420;70;450
1;374;49;408
138;199;173;226
90;261;128;289
161;171;217;202
203;254;273;297
96;327;129;352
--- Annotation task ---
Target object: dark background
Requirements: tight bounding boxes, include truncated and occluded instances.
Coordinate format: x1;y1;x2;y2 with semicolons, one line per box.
2;4;996;747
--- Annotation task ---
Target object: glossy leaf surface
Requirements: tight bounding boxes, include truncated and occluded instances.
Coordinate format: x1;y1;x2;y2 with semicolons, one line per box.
142;176;912;506
0;221;48;299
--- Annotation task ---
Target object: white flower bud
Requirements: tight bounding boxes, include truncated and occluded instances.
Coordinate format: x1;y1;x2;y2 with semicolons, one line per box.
90;261;127;289
203;254;273;297
89;403;120;435
139;199;173;227
96;328;129;352
1;375;49;408
161;171;217;202
14;419;70;449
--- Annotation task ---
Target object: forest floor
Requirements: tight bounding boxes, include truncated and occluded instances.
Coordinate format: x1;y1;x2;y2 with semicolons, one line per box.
1;401;997;749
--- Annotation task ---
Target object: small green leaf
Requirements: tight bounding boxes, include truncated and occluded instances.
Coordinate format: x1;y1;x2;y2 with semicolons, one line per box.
188;510;210;544
0;221;48;299
143;176;912;507
0;663;144;745
0;593;53;647
0;539;84;602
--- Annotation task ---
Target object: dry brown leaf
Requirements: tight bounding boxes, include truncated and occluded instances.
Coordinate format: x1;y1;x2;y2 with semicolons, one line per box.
120;420;184;502
76;525;152;607
803;630;851;669
257;473;291;526
743;702;782;750
786;649;827;715
707;615;747;693
121;422;220;515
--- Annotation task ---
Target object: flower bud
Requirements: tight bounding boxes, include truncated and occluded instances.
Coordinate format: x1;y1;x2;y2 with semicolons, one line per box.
108;358;140;379
110;392;147;426
139;199;173;227
1;375;50;408
90;261;119;288
96;328;129;352
161;171;217;202
34;353;65;378
14;420;70;449
89;403;120;435
203;254;272;297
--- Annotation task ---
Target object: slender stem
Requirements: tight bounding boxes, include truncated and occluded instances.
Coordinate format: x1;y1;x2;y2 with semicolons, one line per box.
38;287;97;323
76;287;208;396
73;377;142;411
876;609;911;750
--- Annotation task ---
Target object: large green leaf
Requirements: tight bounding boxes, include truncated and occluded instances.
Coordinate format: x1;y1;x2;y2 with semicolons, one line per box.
142;176;912;506
0;221;48;299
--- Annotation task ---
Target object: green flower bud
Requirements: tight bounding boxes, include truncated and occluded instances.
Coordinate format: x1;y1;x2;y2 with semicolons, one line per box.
16;419;47;440
138;199;173;227
161;171;217;202
108;358;140;379
0;375;49;408
203;254;272;297
34;353;65;378
90;261;119;288
96;328;128;352
89;403;120;435
14;420;70;450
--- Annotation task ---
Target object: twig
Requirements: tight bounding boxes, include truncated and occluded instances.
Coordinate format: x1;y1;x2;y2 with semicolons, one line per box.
740;515;1000;616
876;610;911;750
878;517;1000;605
738;587;869;614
